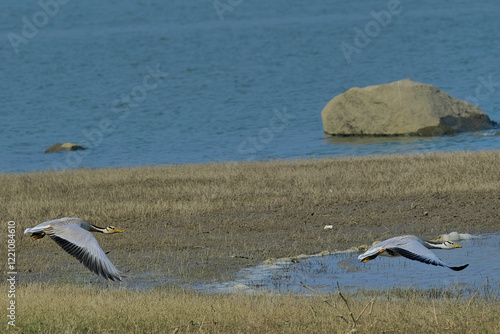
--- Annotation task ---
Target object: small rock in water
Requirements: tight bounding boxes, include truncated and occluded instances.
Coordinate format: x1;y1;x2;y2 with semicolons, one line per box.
45;142;85;153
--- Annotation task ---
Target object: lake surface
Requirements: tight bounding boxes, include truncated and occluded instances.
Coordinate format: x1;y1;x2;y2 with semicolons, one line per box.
1;0;499;173
198;233;500;296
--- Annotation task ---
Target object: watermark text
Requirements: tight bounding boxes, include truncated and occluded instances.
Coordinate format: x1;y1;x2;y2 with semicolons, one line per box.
6;221;16;328
237;107;295;160
213;0;243;21
339;0;403;64
7;0;72;54
51;64;168;171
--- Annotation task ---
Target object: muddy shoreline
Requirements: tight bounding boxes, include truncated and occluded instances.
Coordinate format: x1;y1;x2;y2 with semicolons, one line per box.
6;151;499;286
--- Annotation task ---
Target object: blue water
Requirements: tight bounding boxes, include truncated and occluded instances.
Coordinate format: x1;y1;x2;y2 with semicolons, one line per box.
199;234;500;297
1;0;499;173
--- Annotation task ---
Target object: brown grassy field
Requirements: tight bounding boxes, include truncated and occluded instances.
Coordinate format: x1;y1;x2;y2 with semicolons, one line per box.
7;283;500;333
2;151;500;332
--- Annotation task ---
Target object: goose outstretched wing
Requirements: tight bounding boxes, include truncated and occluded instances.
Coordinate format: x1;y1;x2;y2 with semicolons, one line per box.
389;240;468;271
45;224;122;281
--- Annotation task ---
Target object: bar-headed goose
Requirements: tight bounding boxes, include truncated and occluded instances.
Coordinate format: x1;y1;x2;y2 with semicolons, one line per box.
358;235;468;271
24;217;123;281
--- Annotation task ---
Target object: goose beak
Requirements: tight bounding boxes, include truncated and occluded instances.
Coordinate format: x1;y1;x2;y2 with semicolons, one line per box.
455;244;462;248
115;229;123;233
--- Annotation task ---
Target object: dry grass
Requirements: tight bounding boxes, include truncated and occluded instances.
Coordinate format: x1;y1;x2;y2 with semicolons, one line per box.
8;283;500;334
3;150;498;223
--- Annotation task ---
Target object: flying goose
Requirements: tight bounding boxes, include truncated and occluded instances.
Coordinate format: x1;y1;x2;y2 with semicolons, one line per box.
358;235;469;271
24;217;123;281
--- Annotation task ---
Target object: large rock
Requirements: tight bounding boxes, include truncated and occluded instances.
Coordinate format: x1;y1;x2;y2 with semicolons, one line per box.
45;142;85;153
321;79;496;136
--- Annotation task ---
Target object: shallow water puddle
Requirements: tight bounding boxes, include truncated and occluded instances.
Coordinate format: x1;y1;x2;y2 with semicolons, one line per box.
197;234;500;295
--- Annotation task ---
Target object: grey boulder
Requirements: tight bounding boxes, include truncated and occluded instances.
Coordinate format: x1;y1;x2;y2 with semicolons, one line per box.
321;79;496;136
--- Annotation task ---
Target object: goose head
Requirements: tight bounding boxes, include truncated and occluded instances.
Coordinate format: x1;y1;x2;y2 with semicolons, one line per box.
438;240;462;249
103;226;123;234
